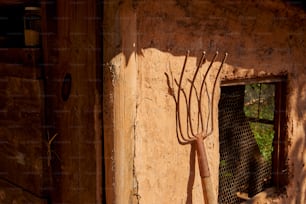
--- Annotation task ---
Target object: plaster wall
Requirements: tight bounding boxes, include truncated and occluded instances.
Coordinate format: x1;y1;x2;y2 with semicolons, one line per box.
103;0;306;203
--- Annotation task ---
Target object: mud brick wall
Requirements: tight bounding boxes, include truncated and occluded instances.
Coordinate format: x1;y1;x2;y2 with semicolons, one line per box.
103;0;306;203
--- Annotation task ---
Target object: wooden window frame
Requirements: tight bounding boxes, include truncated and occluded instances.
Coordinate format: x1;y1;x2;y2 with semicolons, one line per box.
272;81;288;189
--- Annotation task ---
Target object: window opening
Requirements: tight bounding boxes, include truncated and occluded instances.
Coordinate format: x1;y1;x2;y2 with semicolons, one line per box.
218;79;287;203
244;83;275;161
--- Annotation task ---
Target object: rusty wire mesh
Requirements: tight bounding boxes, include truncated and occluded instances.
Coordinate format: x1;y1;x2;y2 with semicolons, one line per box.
218;85;272;204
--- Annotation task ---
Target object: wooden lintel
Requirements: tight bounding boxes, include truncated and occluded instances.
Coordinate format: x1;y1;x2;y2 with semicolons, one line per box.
221;76;287;86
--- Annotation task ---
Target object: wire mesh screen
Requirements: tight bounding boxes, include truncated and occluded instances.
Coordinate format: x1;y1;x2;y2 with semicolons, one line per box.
218;85;272;204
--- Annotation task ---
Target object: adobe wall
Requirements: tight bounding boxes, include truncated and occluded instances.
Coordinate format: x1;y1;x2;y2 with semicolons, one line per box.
103;0;306;203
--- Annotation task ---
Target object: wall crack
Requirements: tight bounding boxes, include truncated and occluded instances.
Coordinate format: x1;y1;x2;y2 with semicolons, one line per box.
132;102;140;204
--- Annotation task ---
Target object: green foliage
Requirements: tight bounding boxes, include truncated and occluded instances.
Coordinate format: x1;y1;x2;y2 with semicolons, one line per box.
249;122;274;161
244;84;275;120
244;83;275;161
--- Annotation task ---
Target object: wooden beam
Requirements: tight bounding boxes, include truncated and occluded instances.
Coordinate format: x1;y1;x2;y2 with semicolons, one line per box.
272;81;288;189
221;76;287;86
42;0;102;203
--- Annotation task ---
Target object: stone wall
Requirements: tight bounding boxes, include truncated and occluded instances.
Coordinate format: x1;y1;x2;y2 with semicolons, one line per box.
103;0;306;203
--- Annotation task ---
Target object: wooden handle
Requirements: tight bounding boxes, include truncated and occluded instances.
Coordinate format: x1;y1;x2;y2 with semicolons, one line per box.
196;137;216;204
196;137;210;178
201;177;217;204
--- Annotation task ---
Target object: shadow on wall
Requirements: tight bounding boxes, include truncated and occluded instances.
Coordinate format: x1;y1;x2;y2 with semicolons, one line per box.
186;143;196;204
127;0;306;68
290;137;306;204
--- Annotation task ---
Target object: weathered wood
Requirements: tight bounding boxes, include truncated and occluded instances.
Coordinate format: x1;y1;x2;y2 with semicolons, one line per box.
0;0;46;199
0;63;41;79
0;48;41;66
0;75;44;195
0;179;47;203
42;0;102;203
272;81;288;188
221;76;287;87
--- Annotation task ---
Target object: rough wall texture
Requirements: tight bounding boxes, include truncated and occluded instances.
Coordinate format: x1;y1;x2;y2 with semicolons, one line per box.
103;0;306;203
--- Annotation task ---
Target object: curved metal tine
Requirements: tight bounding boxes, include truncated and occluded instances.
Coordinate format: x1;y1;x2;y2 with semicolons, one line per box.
182;92;197;143
176;113;194;144
165;72;190;144
205;52;228;137
198;51;219;134
204;81;211;138
176;51;196;144
194;52;207;133
175;79;195;143
176;51;189;142
187;79;202;133
188;51;206;137
196;53;207;133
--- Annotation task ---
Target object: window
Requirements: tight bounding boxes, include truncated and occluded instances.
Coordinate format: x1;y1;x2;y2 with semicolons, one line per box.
244;83;275;162
218;77;288;203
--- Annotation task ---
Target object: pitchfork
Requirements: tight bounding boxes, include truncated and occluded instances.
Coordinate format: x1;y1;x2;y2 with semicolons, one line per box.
165;51;227;204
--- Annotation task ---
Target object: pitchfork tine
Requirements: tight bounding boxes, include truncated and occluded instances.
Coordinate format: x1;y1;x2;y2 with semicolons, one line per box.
164;73;189;144
205;52;228;137
182;86;195;141
176;51;195;143
169;51;228;144
165;51;228;204
187;79;202;133
204;81;211;135
188;51;206;137
198;51;219;134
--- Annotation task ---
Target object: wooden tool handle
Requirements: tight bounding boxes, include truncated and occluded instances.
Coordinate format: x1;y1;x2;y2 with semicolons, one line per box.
196;137;210;178
196;137;216;204
201;177;217;204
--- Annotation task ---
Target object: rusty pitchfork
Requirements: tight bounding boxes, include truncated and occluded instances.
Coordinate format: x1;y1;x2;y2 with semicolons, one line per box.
165;51;227;204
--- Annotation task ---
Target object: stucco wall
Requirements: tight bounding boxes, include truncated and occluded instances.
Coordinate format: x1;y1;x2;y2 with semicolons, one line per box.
103;0;306;203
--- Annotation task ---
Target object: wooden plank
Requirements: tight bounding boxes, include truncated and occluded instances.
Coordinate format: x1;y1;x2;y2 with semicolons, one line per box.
272;81;288;189
0;126;44;191
0;48;42;67
0;65;41;81
0;76;44;195
42;0;102;203
0;179;47;204
221;76;287;86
